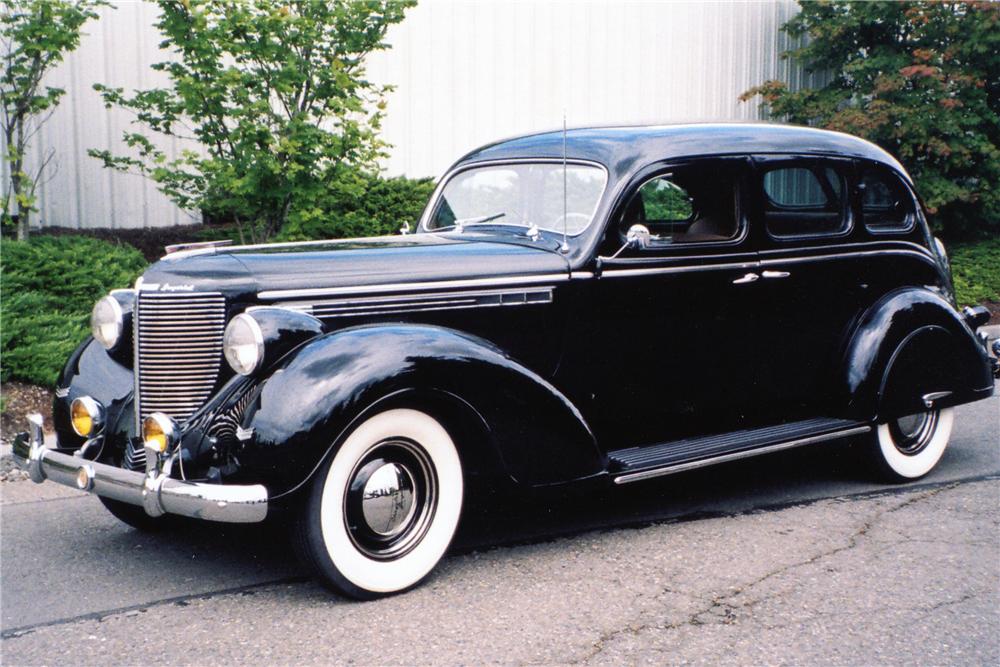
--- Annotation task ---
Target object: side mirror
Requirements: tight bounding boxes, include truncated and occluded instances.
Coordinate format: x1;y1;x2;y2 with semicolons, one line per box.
626;224;651;250
399;221;411;236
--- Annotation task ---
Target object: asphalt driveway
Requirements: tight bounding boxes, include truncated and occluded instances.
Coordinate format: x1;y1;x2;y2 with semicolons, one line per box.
1;382;997;665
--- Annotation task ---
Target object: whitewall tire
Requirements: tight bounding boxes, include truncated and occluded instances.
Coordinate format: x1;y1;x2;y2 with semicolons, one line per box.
294;408;464;599
870;407;954;481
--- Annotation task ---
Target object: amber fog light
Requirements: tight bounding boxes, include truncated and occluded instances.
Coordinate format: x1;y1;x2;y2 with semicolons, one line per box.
70;397;105;437
142;412;179;454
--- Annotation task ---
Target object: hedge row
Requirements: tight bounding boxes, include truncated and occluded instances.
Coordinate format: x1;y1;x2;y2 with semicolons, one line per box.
951;237;1000;308
1;236;148;386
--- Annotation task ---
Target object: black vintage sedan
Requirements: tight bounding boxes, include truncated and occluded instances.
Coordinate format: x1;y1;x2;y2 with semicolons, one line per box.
14;123;997;599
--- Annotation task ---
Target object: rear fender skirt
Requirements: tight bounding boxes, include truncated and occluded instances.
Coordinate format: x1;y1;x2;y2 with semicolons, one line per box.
839;287;994;421
240;324;603;496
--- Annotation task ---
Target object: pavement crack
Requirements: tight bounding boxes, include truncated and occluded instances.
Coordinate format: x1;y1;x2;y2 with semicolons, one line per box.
729;484;954;600
0;576;309;640
571;484;956;665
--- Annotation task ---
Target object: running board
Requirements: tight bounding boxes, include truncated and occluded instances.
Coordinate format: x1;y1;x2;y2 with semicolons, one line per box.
609;418;871;485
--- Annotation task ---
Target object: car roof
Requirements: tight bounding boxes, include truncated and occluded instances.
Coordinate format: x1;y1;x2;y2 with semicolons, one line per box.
454;122;910;182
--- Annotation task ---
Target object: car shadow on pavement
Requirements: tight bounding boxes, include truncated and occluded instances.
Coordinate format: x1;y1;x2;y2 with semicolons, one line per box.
88;437;876;604
453;436;874;553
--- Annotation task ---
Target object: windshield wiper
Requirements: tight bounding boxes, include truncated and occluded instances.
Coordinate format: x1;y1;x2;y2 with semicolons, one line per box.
449;213;541;241
453;212;507;231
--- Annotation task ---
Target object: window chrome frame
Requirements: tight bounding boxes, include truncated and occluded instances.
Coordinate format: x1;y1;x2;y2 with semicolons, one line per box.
858;163;918;237
418;158;610;238
607;159;751;254
757;156;856;243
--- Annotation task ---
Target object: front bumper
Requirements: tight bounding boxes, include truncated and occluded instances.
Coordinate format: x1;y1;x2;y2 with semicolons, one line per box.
11;414;268;523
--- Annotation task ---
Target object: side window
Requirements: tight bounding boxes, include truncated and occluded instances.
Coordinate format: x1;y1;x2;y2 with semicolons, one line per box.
619;160;741;245
762;163;848;238
861;168;914;232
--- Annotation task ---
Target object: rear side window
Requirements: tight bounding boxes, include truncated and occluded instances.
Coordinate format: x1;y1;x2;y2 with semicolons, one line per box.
861;168;914;233
762;164;848;238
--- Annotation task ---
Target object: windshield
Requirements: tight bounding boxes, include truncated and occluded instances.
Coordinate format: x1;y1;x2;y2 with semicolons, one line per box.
426;163;607;236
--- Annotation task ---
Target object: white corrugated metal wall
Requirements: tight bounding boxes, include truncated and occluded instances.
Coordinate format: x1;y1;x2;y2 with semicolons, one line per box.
7;0;815;230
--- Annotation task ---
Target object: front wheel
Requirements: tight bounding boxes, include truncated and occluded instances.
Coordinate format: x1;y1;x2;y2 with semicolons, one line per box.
99;496;174;531
294;408;464;599
868;407;955;482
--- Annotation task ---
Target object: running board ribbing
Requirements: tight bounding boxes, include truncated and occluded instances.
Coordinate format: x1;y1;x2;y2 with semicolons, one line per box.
609;418;870;485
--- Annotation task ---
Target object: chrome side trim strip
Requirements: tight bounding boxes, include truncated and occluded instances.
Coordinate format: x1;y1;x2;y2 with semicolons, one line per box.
160;233;399;261
756;239;932;259
759;249;937;268
258;274;569;300
600;260;757;279
612;425;871;485
597;248;936;281
276;287;554;318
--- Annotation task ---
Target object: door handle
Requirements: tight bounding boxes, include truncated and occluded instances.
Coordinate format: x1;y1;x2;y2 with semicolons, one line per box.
762;270;791;279
732;272;760;285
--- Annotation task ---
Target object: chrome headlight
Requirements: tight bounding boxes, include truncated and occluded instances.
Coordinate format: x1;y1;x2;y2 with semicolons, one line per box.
223;313;265;376
91;295;124;350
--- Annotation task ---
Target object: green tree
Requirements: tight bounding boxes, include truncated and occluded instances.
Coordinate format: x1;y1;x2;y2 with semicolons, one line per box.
1;0;106;240
741;1;1000;238
90;0;414;243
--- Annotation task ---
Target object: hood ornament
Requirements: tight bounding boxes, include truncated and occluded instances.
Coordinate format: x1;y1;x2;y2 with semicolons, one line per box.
163;239;233;256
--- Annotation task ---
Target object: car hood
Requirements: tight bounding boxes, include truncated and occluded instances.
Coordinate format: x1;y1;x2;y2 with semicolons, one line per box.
139;233;569;302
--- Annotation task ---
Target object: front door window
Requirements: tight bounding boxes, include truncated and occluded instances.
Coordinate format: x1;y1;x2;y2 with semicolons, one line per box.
619;161;743;246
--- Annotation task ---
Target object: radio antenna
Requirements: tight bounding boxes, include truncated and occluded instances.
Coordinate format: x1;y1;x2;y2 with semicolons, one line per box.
561;111;569;253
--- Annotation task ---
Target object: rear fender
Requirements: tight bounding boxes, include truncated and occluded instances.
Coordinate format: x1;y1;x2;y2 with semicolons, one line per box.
240;324;603;497
840;288;993;421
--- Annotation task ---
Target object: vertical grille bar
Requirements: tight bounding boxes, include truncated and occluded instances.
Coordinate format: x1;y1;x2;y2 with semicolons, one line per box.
136;292;226;424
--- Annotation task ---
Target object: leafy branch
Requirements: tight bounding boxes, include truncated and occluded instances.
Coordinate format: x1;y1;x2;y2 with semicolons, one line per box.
1;0;107;239
741;1;1000;238
90;0;415;243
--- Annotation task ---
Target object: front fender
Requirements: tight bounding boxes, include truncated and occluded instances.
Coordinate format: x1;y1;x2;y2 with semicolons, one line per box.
238;324;604;497
53;336;135;450
840;288;994;421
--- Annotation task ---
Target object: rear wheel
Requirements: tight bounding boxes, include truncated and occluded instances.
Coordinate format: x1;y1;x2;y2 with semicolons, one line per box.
294;408;464;599
868;407;954;482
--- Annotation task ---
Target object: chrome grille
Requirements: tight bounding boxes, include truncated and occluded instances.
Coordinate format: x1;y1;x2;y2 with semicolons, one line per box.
123;438;146;471
136;292;226;423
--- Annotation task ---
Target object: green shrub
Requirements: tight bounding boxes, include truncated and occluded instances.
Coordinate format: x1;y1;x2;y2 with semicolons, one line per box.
278;175;436;242
90;1;415;242
1;235;147;386
950;237;1000;308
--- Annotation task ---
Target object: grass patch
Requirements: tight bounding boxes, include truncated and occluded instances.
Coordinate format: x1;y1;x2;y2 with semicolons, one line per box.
949;237;1000;308
1;236;148;387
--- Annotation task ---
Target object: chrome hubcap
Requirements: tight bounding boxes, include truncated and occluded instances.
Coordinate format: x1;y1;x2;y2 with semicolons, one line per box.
361;462;417;538
889;410;937;456
344;439;437;560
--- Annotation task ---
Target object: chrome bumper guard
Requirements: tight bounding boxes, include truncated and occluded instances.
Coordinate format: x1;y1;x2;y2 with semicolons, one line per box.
11;414;268;523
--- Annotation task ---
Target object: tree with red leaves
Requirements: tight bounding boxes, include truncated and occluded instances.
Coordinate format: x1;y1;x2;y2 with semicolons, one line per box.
742;1;999;238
